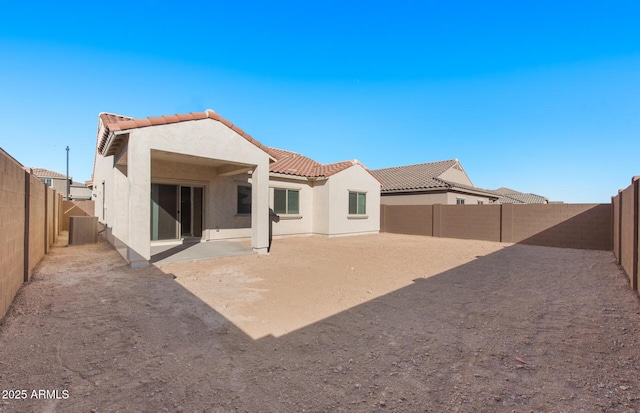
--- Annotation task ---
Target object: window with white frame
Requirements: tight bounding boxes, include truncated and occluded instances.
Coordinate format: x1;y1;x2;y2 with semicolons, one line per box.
274;188;299;214
477;200;484;205
348;191;367;215
456;197;465;205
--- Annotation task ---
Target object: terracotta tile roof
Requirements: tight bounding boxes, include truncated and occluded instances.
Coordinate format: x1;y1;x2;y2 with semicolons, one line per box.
268;147;381;183
493;187;521;195
268;147;322;176
99;113;133;126
436;179;500;198
496;193;549;204
372;160;458;192
96;110;380;184
372;160;499;198
97;110;273;157
31;168;69;180
489;187;548;203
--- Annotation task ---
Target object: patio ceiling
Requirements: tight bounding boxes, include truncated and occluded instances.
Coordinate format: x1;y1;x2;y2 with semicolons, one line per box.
151;149;254;176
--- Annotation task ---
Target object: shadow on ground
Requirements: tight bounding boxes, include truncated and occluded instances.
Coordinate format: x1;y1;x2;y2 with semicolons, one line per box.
0;234;639;412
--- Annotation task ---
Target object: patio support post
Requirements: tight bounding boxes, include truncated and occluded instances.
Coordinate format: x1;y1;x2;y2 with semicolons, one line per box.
127;141;151;267
251;161;270;254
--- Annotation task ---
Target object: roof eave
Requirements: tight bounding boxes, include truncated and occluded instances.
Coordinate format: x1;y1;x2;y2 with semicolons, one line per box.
269;172;328;182
102;130;129;157
381;187;449;194
449;187;501;199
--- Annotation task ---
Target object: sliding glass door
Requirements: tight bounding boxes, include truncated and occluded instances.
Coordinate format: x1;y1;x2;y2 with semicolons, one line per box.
151;184;203;241
180;186;203;238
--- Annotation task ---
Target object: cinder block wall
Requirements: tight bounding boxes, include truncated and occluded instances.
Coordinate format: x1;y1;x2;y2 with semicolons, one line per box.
440;204;501;242
1;149;64;320
510;204;612;250
613;179;639;290
46;186;55;253
0;151;26;318
380;205;433;236
612;195;620;261
62;200;95;231
619;186;635;285
28;174;45;280
54;193;61;239
381;203;612;250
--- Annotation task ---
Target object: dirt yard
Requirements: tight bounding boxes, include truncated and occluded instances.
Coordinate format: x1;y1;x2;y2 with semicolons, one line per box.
1;233;639;412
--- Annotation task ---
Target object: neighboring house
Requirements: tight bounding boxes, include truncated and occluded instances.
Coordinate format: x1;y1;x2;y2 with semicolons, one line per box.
372;159;498;205
32;168;71;197
70;180;92;200
92;109;380;268
492;187;549;204
32;168;92;200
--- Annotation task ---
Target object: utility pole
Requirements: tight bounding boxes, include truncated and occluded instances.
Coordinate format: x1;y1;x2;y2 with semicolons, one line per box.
66;146;70;200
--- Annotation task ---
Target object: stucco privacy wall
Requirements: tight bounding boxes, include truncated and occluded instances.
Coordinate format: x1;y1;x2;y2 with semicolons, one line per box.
0;149;63;320
612;178;639;290
380;203;612;250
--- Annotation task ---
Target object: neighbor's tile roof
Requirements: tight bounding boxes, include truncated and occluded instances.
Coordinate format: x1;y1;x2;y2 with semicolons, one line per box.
437;179;500;198
489;187;548;203
496;193;548;204
32;168;68;180
97;110;273;157
371;160;458;192
493;187;521;195
268;147;381;183
372;160;498;197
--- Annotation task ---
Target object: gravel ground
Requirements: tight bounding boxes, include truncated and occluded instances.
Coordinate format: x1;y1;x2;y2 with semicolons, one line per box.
1;232;639;412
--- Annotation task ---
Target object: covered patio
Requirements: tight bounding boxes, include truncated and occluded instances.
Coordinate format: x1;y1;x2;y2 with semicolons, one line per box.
94;110;274;267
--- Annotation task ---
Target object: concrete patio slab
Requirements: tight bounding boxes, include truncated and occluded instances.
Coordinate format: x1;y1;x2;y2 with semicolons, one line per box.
150;240;255;264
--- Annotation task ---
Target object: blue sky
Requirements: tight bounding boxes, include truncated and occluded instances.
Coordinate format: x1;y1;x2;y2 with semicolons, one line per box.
1;1;638;203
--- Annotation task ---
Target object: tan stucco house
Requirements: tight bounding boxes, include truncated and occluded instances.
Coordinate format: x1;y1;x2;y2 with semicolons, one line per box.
372;159;498;205
92;110;380;267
